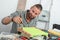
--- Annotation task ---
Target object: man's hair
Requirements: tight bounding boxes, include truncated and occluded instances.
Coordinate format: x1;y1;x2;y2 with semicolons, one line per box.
32;4;42;11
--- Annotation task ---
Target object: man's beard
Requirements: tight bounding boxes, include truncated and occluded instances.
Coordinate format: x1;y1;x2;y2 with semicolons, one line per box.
28;13;35;19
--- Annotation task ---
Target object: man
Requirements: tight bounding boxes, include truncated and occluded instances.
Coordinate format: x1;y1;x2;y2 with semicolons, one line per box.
2;4;42;33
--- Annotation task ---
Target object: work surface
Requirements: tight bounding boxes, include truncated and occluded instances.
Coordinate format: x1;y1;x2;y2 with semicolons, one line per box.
0;27;60;40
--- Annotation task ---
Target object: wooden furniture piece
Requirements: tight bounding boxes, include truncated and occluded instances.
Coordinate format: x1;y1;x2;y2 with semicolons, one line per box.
17;0;26;11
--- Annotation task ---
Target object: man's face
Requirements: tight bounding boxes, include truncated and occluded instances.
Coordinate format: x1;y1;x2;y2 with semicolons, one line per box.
29;6;41;19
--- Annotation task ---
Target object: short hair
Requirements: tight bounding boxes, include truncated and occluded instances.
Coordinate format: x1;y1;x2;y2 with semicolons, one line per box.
32;4;42;11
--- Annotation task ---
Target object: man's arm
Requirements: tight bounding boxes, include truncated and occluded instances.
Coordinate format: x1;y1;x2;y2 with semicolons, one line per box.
1;12;17;25
2;10;23;25
1;11;18;25
2;16;12;25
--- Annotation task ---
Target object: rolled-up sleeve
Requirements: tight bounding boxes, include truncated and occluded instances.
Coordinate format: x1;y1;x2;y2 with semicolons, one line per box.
9;9;23;18
9;11;19;18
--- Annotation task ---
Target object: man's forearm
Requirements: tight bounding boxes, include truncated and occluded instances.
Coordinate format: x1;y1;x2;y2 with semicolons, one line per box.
2;16;12;25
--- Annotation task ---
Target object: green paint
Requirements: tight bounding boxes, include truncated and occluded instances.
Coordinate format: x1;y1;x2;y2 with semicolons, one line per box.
23;27;48;37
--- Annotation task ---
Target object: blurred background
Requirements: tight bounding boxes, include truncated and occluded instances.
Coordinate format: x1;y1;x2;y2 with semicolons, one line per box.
0;0;60;33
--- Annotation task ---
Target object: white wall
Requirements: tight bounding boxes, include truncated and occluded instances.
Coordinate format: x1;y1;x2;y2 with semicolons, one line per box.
0;0;18;32
25;0;40;10
0;0;18;21
41;0;52;11
49;0;60;29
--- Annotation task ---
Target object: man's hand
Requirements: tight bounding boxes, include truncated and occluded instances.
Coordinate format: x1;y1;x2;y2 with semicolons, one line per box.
2;16;12;25
13;16;22;24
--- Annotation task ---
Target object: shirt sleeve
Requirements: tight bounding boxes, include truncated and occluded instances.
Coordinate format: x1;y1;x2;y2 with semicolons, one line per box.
9;10;23;18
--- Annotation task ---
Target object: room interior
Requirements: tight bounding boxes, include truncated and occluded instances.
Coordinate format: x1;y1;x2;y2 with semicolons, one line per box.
0;0;60;40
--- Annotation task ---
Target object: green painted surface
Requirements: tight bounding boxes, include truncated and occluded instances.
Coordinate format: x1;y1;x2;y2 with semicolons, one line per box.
23;27;48;37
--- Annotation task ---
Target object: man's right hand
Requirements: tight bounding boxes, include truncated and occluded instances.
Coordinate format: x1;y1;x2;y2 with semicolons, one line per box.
2;16;12;25
12;16;22;24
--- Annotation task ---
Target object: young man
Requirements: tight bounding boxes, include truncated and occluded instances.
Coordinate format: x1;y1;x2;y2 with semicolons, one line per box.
2;4;42;33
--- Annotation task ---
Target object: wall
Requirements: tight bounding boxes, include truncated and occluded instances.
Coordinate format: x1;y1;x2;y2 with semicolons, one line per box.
25;0;40;10
0;0;18;32
49;0;60;29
